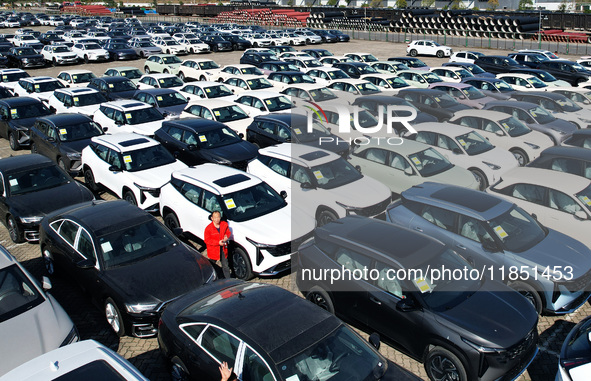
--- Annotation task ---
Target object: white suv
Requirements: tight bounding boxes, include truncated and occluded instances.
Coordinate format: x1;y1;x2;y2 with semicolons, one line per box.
406;40;453;58
160;164;315;280
93;100;165;136
13;77;66;103
48;88;107;116
72;42;110;63
247;143;392;226
82;133;187;211
41;45;79;66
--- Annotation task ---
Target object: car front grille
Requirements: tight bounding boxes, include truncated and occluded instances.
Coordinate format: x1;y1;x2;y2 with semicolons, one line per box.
557;269;591;292
352;198;391;218
497;329;537;363
266;231;314;257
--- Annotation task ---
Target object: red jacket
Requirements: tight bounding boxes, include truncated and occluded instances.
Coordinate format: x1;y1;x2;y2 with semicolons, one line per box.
204;221;230;260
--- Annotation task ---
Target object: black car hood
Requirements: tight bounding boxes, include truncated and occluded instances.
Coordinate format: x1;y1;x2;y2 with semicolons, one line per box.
109;90;137;100
109;48;136;55
62;138;93;154
434;279;536;349
9;181;93;217
103;244;209;305
203;141;258;163
10;117;38;130
413;112;437;124
15;54;43;60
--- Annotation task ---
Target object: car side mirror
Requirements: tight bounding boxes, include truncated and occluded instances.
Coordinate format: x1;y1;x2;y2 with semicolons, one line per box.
452;148;462;154
102;127;108;132
280;190;287;199
162;112;169;117
47;137;55;142
396;298;418;312
259;106;266;111
354;165;362;173
200;94;205;98
368;333;381;350
136;84;140;89
187;144;197;151
42;276;52;291
404;167;414;176
239;133;244;139
76;258;95;269
525;84;532;88
115;120;123;126
482;239;499;253
495;130;504;136
300;181;315;189
108;165;122;172
1;115;6;120
575;210;588;220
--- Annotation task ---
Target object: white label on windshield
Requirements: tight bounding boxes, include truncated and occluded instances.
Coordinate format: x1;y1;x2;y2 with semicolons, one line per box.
108;84;114;88
9;179;17;186
224;198;236;209
199;135;207;142
294;128;302;135
123;155;132;163
101;241;113;253
313;170;323;180
494;225;508;239
286;376;300;381
414;277;432;293
59;128;67;135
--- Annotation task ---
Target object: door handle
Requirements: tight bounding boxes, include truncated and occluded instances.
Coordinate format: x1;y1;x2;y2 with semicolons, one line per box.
456;244;467;250
414;226;423;232
370;296;382;305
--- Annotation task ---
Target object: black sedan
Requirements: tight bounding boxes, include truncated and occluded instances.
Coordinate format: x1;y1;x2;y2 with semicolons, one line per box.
87;76;139;101
246;113;349;156
0;97;53;150
158;279;421;381
327;29;350;42
201;35;232;52
0;154;94;243
104;42;139;61
332;62;378;79
7;47;45;69
30;114;104;176
397;88;471;121
39;200;216;338
474;55;526;75
154;118;257;168
239;52;278;67
220;34;251;50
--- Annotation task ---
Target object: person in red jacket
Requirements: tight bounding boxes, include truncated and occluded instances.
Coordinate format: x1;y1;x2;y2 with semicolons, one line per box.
204;210;231;278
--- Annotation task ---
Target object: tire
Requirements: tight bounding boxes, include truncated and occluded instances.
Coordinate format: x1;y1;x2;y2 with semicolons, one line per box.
7;215;22;243
253;42;258;47
178;72;185;81
83;167;100;192
232;246;253;280
164;212;180;231
317;209;338;227
436;50;444;58
144;66;150;74
306;286;335;314
123;190;137;206
510;281;543;314
190;48;194;54
104;298;125;337
425;347;468;381
232;44;238;51
30;142;37;154
199;75;206;81
410;49;418;57
52;58;56;67
57;157;67;172
510;148;529;167
170;357;190;381
8;132;19;151
166;49;170;54
83;55;89;64
470;168;488;191
163;69;169;74
42;248;55;275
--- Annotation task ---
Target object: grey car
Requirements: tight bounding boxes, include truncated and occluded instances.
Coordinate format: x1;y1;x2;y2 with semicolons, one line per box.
0;245;78;376
128;40;162;58
386;181;591;315
484;100;577;145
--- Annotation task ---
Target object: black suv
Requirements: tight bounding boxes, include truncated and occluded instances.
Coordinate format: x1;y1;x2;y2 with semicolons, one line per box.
239;51;278;67
536;60;591;87
474;56;526;74
332;62;378;78
296;216;539;381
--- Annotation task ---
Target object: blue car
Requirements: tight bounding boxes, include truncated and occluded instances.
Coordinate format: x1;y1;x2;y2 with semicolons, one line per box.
386;181;591;315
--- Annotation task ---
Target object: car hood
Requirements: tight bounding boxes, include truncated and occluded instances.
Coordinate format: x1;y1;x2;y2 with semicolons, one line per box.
127;119;166;135
295;135;349;155
127;160;186;188
515;229;591;279
61;138;93;154
52;52;77;58
110;48;136;54
539;117;578;133
109;89;137;100
16;54;43;60
434;278;536;349
476;146;518;169
0;294;73;375
157;104;187;116
103;243;211;304
9;181;93;217
72;104;101;116
316;175;391;210
429;165;479;189
202;141;258;163
10;117;38;130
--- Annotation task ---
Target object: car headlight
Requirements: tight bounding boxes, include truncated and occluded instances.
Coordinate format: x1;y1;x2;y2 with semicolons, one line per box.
66;152;81;159
523;142;540;149
125;303;159;313
482;161;501;170
133;182;159;192
210;156;232;166
336;201;357;211
59;326;79;347
206;267;217;284
551;127;567;135
462;337;501;353
246;237;276;249
20;216;43;223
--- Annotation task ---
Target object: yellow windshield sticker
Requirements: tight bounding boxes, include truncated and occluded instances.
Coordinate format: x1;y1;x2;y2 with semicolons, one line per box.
10;109;16;114
294;128;302;135
2;76;7;80
247;80;253;85
502;122;509;129
72;75;77;80
224;198;236;209
494;225;508;239
108;84;114;88
121;72;126;76
313;170;324;180
59;128;67;135
434;97;441;102
123;155;132;163
199;135;207;142
205;88;211;92
411;157;421;166
73;97;79;102
157;96;163;101
125;113;132;119
414;277;432;293
265;99;272;105
214;111;221;116
34;84;39;89
159;79;165;84
531;111;537;117
583;196;591;206
458;139;466;146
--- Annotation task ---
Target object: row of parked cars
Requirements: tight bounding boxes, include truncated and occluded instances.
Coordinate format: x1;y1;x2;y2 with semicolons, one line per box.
1;33;591;380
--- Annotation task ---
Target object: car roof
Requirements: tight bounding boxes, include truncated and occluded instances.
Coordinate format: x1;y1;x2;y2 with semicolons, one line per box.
0;153;54;173
101;100;150;110
451;109;510;121
22;76;56;83
397;69;430;75
38;113;92;126
496;167;590;193
270;71;306;76
141;73;177;79
0;96;41;106
55;87;99;95
484;100;538;109
413;121;475;135
97;76;131;83
238;90;285;99
163;117;226;131
58;69;93;75
108;66;141;71
182;80;223;88
135;88;179;95
431;82;470;89
538;146;591;161
498;73;536;79
570;129;591;137
513;91;566;101
171;164;262;195
351;95;408;105
254;113;305;124
259;143;338;167
91;133;158;152
400;182;510;221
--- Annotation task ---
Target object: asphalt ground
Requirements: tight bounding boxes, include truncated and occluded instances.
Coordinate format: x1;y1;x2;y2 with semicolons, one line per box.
2;24;589;381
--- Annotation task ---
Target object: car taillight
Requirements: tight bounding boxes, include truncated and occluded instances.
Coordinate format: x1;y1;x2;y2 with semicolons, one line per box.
562;359;591;372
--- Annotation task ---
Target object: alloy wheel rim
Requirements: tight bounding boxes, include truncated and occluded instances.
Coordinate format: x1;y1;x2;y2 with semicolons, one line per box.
105;303;120;333
430;355;460;381
8;218;17;241
309;292;329;311
233;252;246;279
43;250;54;274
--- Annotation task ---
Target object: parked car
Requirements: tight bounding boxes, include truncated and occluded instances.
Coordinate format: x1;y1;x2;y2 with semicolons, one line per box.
133;88;188;116
13;76;65;103
103;66;144;84
507;52;549;68
93;100;165;136
396;70;442;88
428;82;496;109
562;129;591;149
388;182;591;315
547;87;591;108
509;91;591;129
137;73;184;90
442;61;495;78
48;88;107;116
129;40;162;58
40;44;78;66
56;69;97;88
0;97;53;150
87;76;139;101
497;73;549;91
104;41;139;61
474;55;526;75
332;62;378;79
388;56;430;70
528;146;591;181
556;315;591;381
214;64;263;82
178;81;235;101
6;47;44;69
537;60;591;87
462;77;515;99
39;199;215;337
429;66;474;82
223;75;274;93
509;68;572;88
0;68;29;91
397;88;471;121
448;50;484;64
71;42;109;63
296;215;539;381
406;40;453;58
239;51;277;67
181;99;253;136
234;90;294;117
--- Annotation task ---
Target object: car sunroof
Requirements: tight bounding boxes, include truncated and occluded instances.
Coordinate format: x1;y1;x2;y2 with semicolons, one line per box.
213;174;250;188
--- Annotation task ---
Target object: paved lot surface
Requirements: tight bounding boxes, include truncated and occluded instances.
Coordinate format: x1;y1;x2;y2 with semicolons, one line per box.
2;26;589;381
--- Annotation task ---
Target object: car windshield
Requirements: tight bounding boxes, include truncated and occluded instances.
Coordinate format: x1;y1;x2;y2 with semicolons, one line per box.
195;126;242;148
455;131;494;155
153;91;186;107
423;73;442;83
573;63;588;72
51;46;69;53
498;117;531;137
71;92;107;106
467;64;486;75
357;82;381;94
1;71;28;83
98;219;177;268
487;206;547;252
83;44;101;50
309;158;363;189
125;107;164;125
20;35;35;40
431;93;458;108
536;71;557;82
459;86;485;100
245;78;273;90
287;74;315;84
526;76;547;88
121;144;175;172
310;87;337;102
118;69;142;79
138;42;155;47
386;77;409;88
15;48;36;56
360;54;378;62
32;80;65;93
202;84;232;98
211;105;249;122
155;76;184;88
263;95;293;112
415;249;481;311
456;68;473;78
108;79;136;92
198;60;220;70
163;41;180;46
556;97;582;112
162;56;182;64
70;72;96;83
241;66;263;75
494;80;514;93
406;59;428;68
221;182;286;222
0;264;44;323
57;120;103;142
358;65;377;75
7;164;70;195
576;184;591;213
407;148;454;177
278;325;385;381
10;102;52;119
529;106;556;124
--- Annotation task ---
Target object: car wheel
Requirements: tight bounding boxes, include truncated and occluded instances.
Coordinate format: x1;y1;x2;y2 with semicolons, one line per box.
42;248;55;275
104;298;125;337
30;142;37;153
170;357;190;381
178;72;185;81
57;157;67;171
144;66;150;74
52;58;56;66
510;281;543;314
83;55;89;64
83;167;100;192
199;75;206;81
232;246;253;280
253;42;258;47
8;132;19;151
212;45;218;52
164;212;180;231
306;286;335;314
425;347;468;381
410;49;418;57
7;215;22;243
510;148;529;166
166;49;170;54
123;190;137;206
317;209;338;227
436;50;444;58
470;168;488;191
163;69;169;74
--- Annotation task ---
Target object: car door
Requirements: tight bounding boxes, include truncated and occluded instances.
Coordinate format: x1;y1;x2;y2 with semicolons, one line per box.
546;188;591;242
503;183;551;225
453;214;503;272
169;180;208;237
89;144;116;190
0;105;10;139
